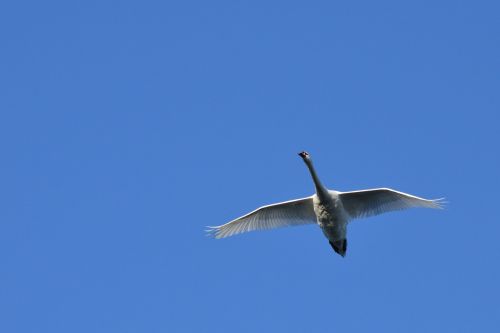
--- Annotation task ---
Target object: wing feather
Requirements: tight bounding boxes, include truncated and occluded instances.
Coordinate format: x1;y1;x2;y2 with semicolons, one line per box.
339;188;444;220
207;196;316;239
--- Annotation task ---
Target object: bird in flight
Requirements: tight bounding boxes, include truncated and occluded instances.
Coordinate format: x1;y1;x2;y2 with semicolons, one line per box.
208;152;444;257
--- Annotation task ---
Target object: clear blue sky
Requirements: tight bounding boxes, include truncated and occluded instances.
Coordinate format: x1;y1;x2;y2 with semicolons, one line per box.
1;1;499;332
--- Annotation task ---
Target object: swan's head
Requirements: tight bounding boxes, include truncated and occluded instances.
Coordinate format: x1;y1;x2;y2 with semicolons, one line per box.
298;151;311;161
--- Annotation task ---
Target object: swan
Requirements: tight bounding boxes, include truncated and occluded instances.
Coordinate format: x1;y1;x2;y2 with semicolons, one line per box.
207;151;444;257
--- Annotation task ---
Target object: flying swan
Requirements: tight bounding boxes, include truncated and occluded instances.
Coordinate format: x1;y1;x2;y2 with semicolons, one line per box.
207;152;444;257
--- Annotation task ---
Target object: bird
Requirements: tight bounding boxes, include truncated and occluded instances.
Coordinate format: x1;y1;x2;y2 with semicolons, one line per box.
207;151;444;257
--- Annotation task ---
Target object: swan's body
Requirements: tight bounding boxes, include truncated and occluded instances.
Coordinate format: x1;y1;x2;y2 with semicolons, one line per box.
208;152;443;257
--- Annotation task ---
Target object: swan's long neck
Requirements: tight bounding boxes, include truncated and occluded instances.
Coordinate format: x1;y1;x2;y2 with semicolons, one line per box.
304;159;329;199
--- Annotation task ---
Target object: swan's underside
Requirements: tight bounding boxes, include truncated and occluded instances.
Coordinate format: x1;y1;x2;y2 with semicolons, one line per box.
208;152;444;257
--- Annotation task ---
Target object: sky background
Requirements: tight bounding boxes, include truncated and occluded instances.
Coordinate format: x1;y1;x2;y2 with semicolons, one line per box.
1;0;499;332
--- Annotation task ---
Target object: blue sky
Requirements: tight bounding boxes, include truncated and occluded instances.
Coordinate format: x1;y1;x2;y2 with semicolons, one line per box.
1;0;499;332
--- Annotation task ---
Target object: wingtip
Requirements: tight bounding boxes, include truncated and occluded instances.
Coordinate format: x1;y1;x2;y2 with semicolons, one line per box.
432;198;447;209
205;226;219;238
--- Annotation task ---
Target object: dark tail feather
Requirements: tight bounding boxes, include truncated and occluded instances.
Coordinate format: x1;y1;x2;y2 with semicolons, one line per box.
329;239;347;257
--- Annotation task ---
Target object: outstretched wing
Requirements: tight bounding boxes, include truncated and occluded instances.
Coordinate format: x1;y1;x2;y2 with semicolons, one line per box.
339;188;444;220
207;196;316;239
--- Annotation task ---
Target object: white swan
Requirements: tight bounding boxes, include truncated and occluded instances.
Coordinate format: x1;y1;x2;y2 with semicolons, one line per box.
208;151;444;257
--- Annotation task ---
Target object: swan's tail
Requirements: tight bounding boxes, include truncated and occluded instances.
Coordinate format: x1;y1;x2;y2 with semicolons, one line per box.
329;239;347;257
